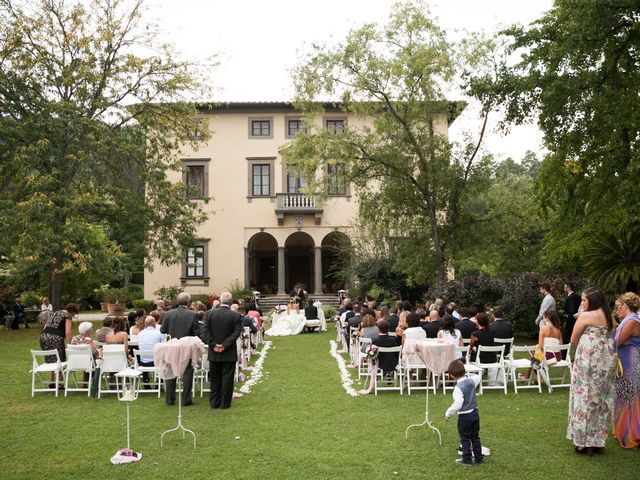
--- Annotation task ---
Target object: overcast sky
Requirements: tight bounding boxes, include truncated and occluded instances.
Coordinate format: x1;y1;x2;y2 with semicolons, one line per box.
148;0;554;161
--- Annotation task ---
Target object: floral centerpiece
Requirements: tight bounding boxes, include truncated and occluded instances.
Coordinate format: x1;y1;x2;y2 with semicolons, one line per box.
274;304;287;314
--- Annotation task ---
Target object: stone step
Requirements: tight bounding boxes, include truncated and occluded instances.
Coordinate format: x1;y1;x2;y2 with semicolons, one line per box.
258;293;341;310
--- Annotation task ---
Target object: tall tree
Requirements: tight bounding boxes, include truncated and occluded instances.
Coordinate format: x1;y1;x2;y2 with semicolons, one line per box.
282;1;491;286
470;0;640;289
0;0;211;308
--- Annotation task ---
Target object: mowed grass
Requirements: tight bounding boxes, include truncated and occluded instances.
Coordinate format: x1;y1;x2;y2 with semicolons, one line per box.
0;323;638;480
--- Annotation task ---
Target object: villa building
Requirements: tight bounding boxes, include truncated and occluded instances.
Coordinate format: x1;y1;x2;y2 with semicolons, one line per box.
144;102;459;299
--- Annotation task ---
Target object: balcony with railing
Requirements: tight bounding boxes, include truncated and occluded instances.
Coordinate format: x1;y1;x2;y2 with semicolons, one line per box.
275;193;323;225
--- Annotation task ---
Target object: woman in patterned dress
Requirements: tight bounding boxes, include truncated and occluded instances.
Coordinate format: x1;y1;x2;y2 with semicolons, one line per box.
38;304;78;387
567;287;616;455
613;292;640;449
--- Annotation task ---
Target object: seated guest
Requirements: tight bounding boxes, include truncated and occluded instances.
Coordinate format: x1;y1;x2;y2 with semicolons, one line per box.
242;311;258;334
379;305;390;324
489;308;513;355
423;310;442;338
126;311;137;333
403;313;427;343
137;316;166;385
416;308;428;325
304;298;319;321
95;317;114;343
447;302;461;320
71;321;99;358
455;307;477;340
105;316;130;358
437;314;463;357
395;310;410;342
469;312;496;363
468;306;479;325
348;303;363;330
387;306;400;331
359;313;379;345
130;314;145;336
372;319;400;376
148;310;161;329
197;310;208;342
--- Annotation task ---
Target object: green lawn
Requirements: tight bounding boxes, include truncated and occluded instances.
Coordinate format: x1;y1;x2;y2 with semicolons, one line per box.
1;324;637;479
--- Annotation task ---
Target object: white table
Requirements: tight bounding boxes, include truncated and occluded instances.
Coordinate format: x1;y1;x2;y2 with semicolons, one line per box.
402;339;457;445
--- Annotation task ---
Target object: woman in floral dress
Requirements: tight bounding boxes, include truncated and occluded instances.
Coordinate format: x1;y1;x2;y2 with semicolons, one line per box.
567;287;616;454
613;292;640;449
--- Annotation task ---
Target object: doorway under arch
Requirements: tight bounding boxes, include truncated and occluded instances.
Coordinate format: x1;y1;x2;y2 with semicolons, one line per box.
247;232;278;294
284;232;315;294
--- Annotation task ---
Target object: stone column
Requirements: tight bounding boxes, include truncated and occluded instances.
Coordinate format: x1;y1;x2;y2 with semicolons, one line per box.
244;248;250;290
314;246;323;294
277;246;285;295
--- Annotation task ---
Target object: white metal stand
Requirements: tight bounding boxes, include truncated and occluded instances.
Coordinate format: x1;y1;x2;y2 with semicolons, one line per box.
161;377;196;447
404;350;442;445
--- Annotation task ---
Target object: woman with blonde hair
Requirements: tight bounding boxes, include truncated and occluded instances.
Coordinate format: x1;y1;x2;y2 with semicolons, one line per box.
395;310;410;341
613;292;640;449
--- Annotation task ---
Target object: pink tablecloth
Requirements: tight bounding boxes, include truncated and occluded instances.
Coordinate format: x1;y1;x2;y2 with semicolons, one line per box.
154;337;204;380
402;339;457;374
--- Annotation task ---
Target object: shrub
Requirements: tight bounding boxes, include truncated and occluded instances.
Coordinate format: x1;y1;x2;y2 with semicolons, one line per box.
132;299;155;312
20;291;42;309
153;285;182;305
321;305;337;319
228;279;253;302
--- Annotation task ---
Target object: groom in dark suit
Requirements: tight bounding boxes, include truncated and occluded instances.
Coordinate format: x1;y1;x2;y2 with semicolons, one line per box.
161;292;199;406
205;291;242;409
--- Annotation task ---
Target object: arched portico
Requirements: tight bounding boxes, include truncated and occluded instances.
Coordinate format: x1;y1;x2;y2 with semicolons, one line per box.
246;232;278;294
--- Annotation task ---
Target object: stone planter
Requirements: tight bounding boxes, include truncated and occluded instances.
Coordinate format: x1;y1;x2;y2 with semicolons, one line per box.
100;302;108;313
107;303;126;316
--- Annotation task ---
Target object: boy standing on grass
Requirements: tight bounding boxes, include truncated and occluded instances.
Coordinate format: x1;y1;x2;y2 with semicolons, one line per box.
444;359;483;466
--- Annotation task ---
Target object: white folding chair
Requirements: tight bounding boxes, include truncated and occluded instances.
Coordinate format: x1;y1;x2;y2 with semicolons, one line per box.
357;337;372;379
506;345;542;393
404;348;435;395
494;337;514;358
30;350;67;397
474;345;507;394
197;349;211;397
374;346;403;395
442;346;470;394
542;343;572;393
133;349;162;398
64;345;95;397
98;345;128;398
349;327;359;364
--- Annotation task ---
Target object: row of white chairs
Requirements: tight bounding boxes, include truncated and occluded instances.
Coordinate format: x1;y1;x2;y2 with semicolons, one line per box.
31;325;264;399
31;345;164;398
344;334;573;396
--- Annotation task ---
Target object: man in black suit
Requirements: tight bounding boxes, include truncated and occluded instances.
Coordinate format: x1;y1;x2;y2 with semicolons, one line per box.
347;303;363;330
455;307;477;340
563;282;581;341
372;320;399;376
161;292;199;406
205;291;242;409
489;308;513;355
423;310;442;338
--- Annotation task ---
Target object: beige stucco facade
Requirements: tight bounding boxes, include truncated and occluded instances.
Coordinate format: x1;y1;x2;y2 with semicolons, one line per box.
144;102;452;299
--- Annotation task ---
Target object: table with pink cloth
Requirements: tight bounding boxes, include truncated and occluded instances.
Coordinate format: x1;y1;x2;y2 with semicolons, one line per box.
402;338;458;446
154;337;205;448
153;337;205;380
402;338;457;374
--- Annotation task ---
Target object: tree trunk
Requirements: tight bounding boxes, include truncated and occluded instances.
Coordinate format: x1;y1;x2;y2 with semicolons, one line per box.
49;249;63;311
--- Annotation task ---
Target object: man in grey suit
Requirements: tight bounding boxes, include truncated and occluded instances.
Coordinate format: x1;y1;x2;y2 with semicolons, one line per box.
204;291;242;409
535;283;556;328
161;292;199;406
